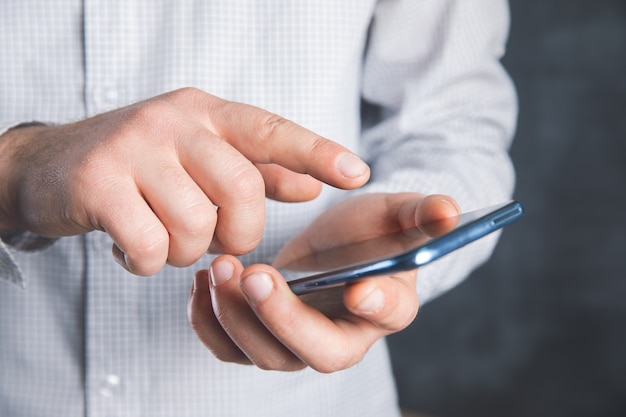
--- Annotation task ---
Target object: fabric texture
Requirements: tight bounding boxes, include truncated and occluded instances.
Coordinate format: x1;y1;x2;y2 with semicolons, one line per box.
0;1;516;416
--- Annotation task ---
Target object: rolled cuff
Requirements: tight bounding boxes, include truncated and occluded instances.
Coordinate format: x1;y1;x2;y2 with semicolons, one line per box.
0;240;25;289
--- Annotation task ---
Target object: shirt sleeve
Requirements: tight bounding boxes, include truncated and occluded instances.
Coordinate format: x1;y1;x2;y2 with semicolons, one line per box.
0;240;24;288
358;0;517;303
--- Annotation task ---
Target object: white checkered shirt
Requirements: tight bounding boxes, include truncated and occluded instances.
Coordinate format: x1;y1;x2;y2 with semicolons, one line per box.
0;1;516;416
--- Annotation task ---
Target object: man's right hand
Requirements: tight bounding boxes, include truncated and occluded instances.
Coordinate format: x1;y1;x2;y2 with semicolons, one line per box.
0;88;370;275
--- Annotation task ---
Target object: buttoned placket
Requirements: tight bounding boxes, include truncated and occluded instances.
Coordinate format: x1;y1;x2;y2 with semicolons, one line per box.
84;231;146;417
83;2;143;416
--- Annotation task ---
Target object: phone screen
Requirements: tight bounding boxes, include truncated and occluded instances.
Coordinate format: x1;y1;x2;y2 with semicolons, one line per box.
281;201;523;294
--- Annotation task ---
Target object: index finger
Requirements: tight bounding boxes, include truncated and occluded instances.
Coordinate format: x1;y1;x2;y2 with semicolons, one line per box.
205;97;370;190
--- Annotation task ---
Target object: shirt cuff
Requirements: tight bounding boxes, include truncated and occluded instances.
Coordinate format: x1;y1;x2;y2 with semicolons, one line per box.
1;227;58;249
0;229;59;289
0;239;25;289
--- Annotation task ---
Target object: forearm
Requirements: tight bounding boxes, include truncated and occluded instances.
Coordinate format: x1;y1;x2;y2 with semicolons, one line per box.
0;123;47;232
361;0;516;200
0;124;55;287
0;124;23;286
358;0;517;302
0;124;18;232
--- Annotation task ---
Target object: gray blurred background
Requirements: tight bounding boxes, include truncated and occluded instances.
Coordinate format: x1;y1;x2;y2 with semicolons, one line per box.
388;1;626;416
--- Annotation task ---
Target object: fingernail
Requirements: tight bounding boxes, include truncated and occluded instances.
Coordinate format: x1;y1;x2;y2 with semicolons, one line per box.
112;244;130;272
337;153;368;179
356;288;385;314
439;197;460;214
210;260;234;287
240;272;274;303
193;270;208;293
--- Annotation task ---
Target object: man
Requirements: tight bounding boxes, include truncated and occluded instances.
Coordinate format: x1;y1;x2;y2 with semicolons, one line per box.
0;1;516;416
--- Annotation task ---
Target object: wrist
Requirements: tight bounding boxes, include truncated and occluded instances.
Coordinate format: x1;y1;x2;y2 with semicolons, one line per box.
0;123;47;232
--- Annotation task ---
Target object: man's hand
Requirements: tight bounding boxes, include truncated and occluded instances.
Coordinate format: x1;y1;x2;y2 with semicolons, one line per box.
187;193;460;372
0;88;370;275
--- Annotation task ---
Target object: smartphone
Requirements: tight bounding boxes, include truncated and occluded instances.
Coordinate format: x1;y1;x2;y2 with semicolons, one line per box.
281;200;524;295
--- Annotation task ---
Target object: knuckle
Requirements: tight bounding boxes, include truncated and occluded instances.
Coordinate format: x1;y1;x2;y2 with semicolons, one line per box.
312;349;360;374
133;229;168;258
124;227;168;273
233;166;265;194
253;357;279;371
212;166;265;254
211;348;247;365
308;134;332;157
177;203;218;239
172;86;202;98
255;113;291;145
130;100;174;128
362;277;419;332
228;164;265;203
254;355;305;372
70;145;121;192
374;302;417;334
167;86;207;106
122;102;184;146
304;337;365;374
215;236;261;258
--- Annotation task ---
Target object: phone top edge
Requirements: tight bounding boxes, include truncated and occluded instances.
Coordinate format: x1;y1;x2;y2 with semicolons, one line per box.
411;200;524;266
287;200;524;295
491;201;524;227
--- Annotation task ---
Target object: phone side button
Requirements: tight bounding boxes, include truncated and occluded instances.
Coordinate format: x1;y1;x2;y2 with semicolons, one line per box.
491;206;524;227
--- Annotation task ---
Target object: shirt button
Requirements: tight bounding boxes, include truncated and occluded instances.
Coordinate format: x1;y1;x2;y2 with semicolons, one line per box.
102;87;120;103
92;85;123;112
99;374;121;398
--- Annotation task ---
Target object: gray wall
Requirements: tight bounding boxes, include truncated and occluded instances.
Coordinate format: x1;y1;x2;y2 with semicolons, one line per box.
388;1;626;416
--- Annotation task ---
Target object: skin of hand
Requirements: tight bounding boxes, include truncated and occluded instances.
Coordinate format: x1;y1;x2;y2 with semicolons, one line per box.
0;87;370;275
187;193;460;373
